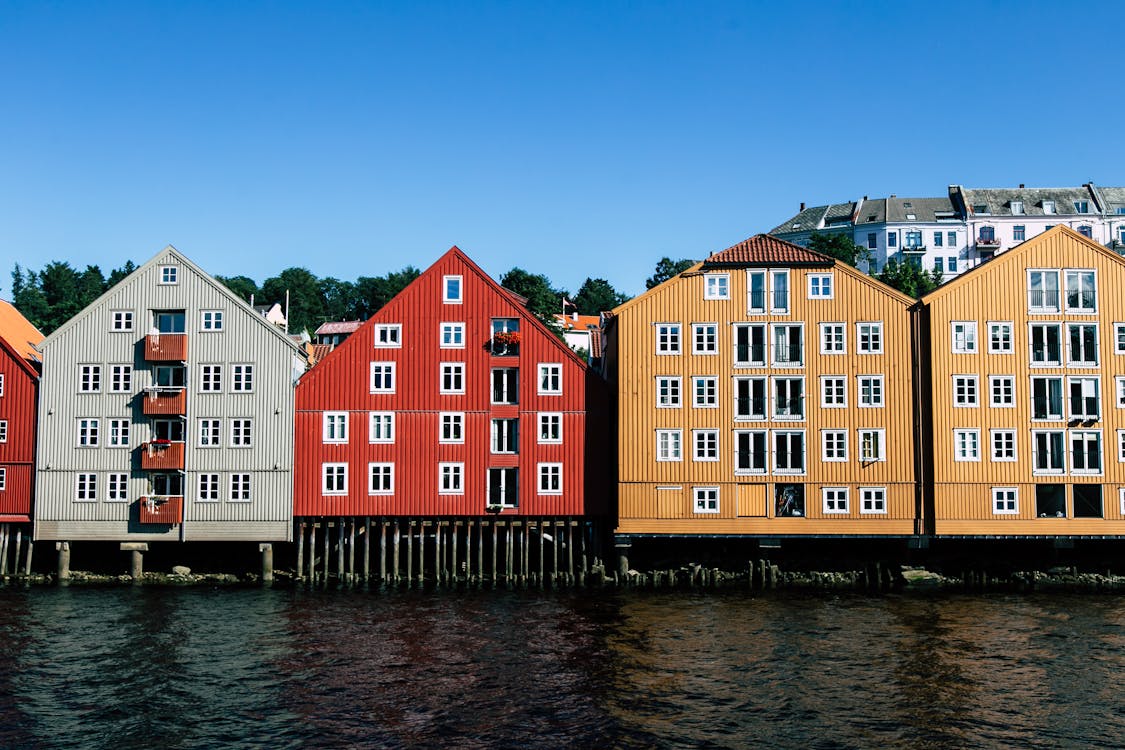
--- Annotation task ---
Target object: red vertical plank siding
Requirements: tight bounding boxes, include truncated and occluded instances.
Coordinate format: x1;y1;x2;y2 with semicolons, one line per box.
0;341;39;520
295;247;591;518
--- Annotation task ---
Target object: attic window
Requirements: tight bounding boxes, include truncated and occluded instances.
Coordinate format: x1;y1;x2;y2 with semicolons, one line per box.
1011;201;1025;215
159;266;179;285
1075;200;1089;213
973;204;989;215
1043;200;1056;214
1116;207;1125;215
905;213;916;220
866;214;877;222
443;275;463;304
902;202;912;208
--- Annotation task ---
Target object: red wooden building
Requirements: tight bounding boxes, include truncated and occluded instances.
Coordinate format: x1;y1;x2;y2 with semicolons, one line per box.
294;247;604;586
0;300;43;574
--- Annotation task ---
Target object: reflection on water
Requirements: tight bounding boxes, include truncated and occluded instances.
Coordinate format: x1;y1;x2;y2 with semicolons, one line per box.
0;588;1120;749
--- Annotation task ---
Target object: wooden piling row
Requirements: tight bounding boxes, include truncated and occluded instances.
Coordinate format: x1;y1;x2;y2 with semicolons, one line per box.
0;524;34;579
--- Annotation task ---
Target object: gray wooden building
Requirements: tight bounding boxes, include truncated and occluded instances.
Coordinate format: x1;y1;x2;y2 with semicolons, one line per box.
34;246;306;545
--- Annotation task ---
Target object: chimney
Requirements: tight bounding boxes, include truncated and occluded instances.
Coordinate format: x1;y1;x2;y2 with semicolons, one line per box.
800;202;805;211
1019;184;1025;188
863;196;868;201
890;194;896;198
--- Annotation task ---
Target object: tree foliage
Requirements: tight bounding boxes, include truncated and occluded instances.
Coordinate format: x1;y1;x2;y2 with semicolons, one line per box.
646;257;695;289
571;277;629;314
215;275;259;304
807;231;872;268
500;267;568;329
875;259;943;299
11;260;135;334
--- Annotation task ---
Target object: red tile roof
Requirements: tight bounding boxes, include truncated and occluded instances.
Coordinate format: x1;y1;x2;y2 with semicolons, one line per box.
0;300;43;362
315;320;363;336
553;313;602;332
705;234;834;267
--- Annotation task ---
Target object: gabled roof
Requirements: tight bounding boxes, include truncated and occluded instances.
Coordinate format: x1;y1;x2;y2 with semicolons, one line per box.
958;185;1098;217
315;320;363;336
554;313;601;332
705;234;835;267
0;299;43;363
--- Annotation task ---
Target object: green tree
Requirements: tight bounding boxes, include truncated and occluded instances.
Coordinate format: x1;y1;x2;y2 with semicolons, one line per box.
645;257;695;289
807;231;872;268
571;277;629;314
11;265;49;332
38;261;86;333
216;274;259;304
500;267;567;329
319;277;359;322
876;259;943;299
261;267;324;335
106;260;137;288
353;266;421;319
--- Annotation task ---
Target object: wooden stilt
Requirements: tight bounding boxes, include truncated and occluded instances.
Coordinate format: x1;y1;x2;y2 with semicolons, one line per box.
567;521;574;586
322;521;330;586
407;520;414;587
363;517;371;584
452;522;459;584
378;519;386;585
392;521;400;585
308;523;317;584
580;522;589;585
23;536;32;576
552;521;559;587
12;530;22;578
537;520;545;588
475;520;483;585
0;525;9;576
432;522;440;586
296;522;305;580
348;518;356;586
505;523;513;587
524;522;530;586
336;521;345;586
491;521;498;587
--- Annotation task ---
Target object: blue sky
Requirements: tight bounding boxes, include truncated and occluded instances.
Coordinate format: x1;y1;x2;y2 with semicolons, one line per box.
1;1;1120;297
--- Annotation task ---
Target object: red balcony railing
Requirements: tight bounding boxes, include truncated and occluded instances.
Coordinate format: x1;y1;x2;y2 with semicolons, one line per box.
139;496;183;524
145;334;188;361
140;441;185;470
142;388;186;416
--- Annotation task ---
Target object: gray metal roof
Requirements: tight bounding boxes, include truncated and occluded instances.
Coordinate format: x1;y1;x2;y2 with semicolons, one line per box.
960;186;1097;217
884;197;956;222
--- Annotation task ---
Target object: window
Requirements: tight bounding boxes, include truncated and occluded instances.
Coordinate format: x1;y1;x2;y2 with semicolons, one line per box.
1028;270;1060;312
200;310;223;331
75;473;97;501
1074;200;1089;214
947;231;957;247
859;429;885;462
972;204;989;215
0;373;3;396
538;363;562;394
154;365;186;388
692;376;718;408
367;412;394;443
159;266;178;284
152;473;183;497
372;324;401;348
1036;485;1065;517
693;429;719;461
992;488;1018;515
1118;377;1125;409
734;324;767;365
954;429;980;461
230;474;251;502
856;323;883;354
0;421;7;443
704;273;730;299
990;376;1015;407
693;487;719;514
655;323;681;354
1070;431;1102;474
1031;377;1064;420
654;376;682;408
991;430;1016;462
934;231;944;247
903;230;922;249
775;484;805;515
951;322;977;353
988;322;1013;353
867;233;877;250
152;418;184;443
492;368;519;404
822;430;848;462
198;419;221;447
323;463;347;494
1029;324;1062;365
692;324;718;355
734;377;767;420
111;310;134;331
808;274;833;299
1032;431;1066;473
154;310;186;333
734;431;767;474
953;375;979;407
823;488;849;514
771;324;803;366
439;412;462;443
78;419;99;447
79;364;101;392
1073;485;1102;518
773;378;804;419
855;377;882;407
370;362;396;393
443;275;463;303
1013;225;1026;242
860;487;886;514
231;364;254;392
106;473;128;502
1069;377;1100;421
1011;201;1025;215
1119;430;1125;462
538;463;562;495
230;419;253;447
539;413;562;443
1067;324;1098;366
439;463;464;494
770;270;790;313
323;412;348;443
491;419;519;454
1043;200;1056;215
490;318;520;355
488;468;518;508
198;474;220;503
747;271;767;313
200;365;222;392
369;463;394;494
656;430;682;461
108;365;132;393
820;376;846;408
819;323;845;354
948;256;958;272
1116;324;1125;354
441;322;465;348
887;231;897;248
1065;270;1096;312
774;431;805;474
441;362;465;394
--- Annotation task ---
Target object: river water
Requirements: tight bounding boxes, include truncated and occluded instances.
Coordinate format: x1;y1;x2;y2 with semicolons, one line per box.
0;587;1120;749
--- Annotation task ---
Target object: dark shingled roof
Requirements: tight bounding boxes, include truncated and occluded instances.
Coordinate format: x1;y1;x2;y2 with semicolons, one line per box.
705;234;835;267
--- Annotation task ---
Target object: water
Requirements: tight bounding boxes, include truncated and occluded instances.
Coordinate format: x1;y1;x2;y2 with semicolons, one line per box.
0;588;1120;749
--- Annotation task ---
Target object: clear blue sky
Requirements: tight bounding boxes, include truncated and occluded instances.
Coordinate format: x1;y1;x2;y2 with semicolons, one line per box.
1;1;1120;298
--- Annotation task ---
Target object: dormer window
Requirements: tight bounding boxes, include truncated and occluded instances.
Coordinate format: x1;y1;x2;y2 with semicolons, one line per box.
443;275;463;304
1075;200;1089;213
973;204;989;215
704;273;730;300
1010;201;1024;215
902;202;912;209
159;266;179;285
1043;200;1056;214
905;213;916;220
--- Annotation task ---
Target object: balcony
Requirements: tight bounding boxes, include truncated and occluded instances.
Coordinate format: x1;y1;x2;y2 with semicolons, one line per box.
901;243;927;255
488;331;520;357
142;387;186;416
145;334;188;361
141;441;185;470
976;237;1001;255
139;496;183;524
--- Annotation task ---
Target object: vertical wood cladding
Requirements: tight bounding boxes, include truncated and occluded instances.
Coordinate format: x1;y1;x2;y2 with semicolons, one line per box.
0;338;40;520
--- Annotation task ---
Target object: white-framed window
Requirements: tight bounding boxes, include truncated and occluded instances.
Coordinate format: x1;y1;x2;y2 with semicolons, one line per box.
951;321;977;353
747;270;767;314
200;364;222;392
1118;430;1125;462
692;323;719;355
734;324;767;366
1068;377;1100;421
75;473;97;502
439;412;462;443
820;322;846;354
369;412;395;443
230;419;253;447
858;429;885;462
200;310;224;331
369;463;394;494
492;368;519;404
856;323;883;354
987;321;1013;353
857;375;884;408
198;473;220;503
734;430;767;474
1010;200;1025;215
108;419;130;448
370;362;396;393
111;310;134;331
490;418;519;454
1032;430;1066;474
991;429;1017;462
231;364;254;392
0;373;4;396
693;486;719;514
538;463;562;495
773;377;804;420
159;265;179;285
79;364;101;393
770;270;790;313
704;273;730;300
1066;323;1098;366
1029;323;1062;366
441;362;465;394
107;472;128;502
0;421;7;443
1071;430;1102;474
655;323;681;354
656;376;681;408
539;412;562;443
373;324;402;347
1117;377;1125;409
772;323;803;366
954;429;980;461
105;364;129;392
822;430;848;462
322;463;347;495
860;487;887;514
773;431;806;474
808;273;834;299
734;377;767;420
823;487;849;514
439;463;464;494
692;376;718;408
440;322;465;348
1115;323;1125;354
693;429;719;461
230;474;251;502
197;418;221;447
538;363;562;394
820;376;846;408
1120;488;1125;515
1043;200;1056;214
953;375;979;407
77;418;99;447
1027;269;1060;312
1064;269;1096;313
0;467;6;490
1031;377;1064;420
443;275;463;303
656;429;682;462
992;487;1019;515
989;376;1015;407
323;412;349;443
